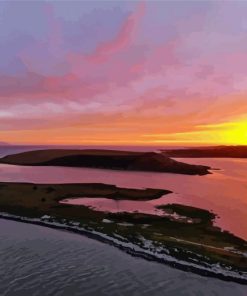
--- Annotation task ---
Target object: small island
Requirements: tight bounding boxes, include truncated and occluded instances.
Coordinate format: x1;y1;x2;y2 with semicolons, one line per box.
0;181;246;284
0;149;211;175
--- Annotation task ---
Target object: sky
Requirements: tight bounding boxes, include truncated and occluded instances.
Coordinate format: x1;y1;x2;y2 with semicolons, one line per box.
1;0;247;146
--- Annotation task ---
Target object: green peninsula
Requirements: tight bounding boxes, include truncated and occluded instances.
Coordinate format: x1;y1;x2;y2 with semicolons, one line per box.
0;181;246;284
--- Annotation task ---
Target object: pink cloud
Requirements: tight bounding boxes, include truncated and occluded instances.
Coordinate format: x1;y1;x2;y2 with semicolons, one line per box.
86;2;146;63
2;0;247;142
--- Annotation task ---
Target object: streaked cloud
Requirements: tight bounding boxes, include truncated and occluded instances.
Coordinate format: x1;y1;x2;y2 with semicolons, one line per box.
0;1;247;145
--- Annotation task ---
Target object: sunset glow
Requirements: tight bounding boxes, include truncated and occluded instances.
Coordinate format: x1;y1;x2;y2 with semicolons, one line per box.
1;1;247;146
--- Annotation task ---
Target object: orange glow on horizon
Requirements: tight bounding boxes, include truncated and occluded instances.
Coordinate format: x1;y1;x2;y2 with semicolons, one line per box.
1;117;247;147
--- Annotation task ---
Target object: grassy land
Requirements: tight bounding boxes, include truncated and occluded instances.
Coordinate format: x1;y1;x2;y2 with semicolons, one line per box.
0;181;246;279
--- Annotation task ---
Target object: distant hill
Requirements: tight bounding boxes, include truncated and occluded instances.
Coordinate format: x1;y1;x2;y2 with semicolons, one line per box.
0;149;211;175
0;141;10;146
163;146;247;158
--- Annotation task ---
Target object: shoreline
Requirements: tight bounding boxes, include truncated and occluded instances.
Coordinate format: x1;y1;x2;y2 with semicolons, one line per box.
1;212;246;285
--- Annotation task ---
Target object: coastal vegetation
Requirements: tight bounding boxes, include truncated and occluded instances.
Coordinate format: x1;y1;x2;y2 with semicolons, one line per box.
0;181;246;283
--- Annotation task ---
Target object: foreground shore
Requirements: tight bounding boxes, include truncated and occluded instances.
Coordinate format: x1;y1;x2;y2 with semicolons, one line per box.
0;181;246;284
